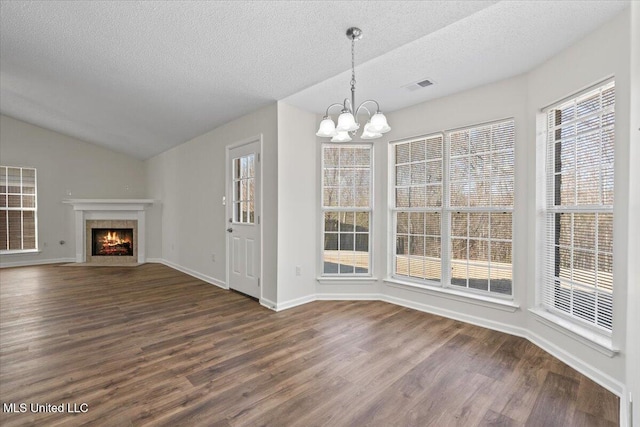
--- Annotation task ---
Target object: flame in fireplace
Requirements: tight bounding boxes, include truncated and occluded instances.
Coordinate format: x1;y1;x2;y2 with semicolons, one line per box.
102;231;129;247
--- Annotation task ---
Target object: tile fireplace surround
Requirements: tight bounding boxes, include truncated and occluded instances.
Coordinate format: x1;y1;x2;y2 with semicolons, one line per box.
63;199;154;264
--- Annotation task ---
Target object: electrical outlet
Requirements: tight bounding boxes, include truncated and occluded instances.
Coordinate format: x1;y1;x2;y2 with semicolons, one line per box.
295;266;301;276
211;253;216;262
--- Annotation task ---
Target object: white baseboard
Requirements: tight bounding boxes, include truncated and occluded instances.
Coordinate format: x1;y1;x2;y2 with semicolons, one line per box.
272;292;381;311
263;293;383;312
316;293;382;301
271;292;383;311
0;257;75;268
148;258;227;289
274;294;317;311
527;329;624;397
381;293;527;341
259;297;277;311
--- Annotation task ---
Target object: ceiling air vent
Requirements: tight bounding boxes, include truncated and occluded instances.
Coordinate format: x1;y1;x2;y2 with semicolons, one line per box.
416;79;433;87
404;78;435;92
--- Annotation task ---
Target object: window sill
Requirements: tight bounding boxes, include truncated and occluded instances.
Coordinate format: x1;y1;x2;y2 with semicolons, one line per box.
529;307;618;357
0;249;41;255
317;276;378;285
383;277;519;312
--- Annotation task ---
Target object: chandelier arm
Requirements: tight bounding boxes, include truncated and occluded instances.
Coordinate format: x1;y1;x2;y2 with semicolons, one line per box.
355;100;381;118
355;105;372;120
324;103;346;117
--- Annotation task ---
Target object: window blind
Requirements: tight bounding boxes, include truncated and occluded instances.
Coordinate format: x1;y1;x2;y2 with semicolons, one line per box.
393;135;443;281
0;166;38;251
391;119;514;297
543;80;615;331
447;120;514;295
322;145;372;275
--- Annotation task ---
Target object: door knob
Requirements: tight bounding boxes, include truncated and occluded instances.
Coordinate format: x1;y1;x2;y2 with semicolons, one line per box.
227;227;233;233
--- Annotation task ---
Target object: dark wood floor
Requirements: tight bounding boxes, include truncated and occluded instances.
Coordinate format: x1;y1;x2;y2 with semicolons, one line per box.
0;264;618;426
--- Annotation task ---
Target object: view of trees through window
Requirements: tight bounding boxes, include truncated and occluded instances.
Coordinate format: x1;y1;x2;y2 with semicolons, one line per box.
393;120;514;296
322;145;372;275
448;121;514;294
394;135;443;282
233;154;255;224
544;81;615;331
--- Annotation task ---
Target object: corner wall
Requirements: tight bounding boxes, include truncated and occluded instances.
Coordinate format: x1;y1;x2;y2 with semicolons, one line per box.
0;115;146;267
275;102;318;308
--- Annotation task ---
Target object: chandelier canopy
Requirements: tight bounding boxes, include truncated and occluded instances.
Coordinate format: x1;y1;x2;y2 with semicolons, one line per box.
316;27;390;142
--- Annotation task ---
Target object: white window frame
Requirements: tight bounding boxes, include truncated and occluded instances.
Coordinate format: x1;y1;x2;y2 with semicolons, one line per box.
391;133;444;286
390;119;515;299
539;79;615;335
0;166;38;253
320;143;373;277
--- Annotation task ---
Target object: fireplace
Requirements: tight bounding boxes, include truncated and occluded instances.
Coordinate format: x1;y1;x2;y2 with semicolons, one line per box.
92;228;134;256
64;199;153;264
85;219;138;264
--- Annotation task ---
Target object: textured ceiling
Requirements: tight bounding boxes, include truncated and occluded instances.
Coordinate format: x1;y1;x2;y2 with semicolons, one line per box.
0;1;629;159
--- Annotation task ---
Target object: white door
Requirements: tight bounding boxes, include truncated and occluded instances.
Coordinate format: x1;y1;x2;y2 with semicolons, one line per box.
226;140;261;299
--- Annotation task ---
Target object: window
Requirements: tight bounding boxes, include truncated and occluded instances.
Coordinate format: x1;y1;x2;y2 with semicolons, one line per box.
448;121;514;295
322;144;372;275
0;166;38;252
392;120;514;296
232;154;255;224
542;80;615;332
394;135;443;282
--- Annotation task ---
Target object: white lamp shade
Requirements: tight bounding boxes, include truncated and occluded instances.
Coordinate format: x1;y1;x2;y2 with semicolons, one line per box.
361;122;382;139
361;131;382;140
370;112;390;133
331;130;352;142
316;118;337;137
336;112;359;132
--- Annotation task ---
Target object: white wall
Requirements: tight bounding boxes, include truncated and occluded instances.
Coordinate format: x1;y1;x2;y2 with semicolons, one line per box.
275;102;318;308
625;3;640;426
144;104;278;304
0;115;146;267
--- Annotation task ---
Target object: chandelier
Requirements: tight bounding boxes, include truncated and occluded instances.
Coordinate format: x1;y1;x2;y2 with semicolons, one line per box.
316;27;390;142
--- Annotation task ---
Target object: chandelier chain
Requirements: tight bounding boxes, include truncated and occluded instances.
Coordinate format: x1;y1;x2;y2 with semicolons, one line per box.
350;37;356;91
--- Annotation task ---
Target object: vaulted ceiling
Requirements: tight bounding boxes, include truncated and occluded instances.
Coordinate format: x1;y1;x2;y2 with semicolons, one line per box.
0;1;629;159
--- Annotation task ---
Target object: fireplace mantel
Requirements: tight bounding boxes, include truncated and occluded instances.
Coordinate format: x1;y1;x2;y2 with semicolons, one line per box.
63;199;155;263
63;199;155;211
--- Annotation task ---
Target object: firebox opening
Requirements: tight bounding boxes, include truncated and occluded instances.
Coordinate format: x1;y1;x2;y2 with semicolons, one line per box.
91;228;134;256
